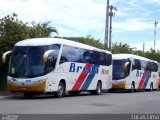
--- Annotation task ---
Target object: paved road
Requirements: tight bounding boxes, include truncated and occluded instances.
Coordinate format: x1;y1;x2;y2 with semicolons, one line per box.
0;91;160;114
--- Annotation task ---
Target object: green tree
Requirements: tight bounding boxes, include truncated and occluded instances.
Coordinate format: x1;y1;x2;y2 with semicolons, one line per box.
111;42;133;54
144;49;160;63
0;13;29;51
0;13;58;52
133;50;144;57
29;21;58;38
42;21;58;37
75;35;104;49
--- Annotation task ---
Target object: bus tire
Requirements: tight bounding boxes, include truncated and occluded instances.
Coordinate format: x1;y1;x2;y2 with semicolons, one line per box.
90;81;102;95
150;83;153;91
54;82;65;98
24;93;34;99
129;83;135;93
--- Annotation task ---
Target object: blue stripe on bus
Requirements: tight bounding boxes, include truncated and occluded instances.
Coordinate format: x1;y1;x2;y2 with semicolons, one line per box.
80;64;100;91
142;71;151;89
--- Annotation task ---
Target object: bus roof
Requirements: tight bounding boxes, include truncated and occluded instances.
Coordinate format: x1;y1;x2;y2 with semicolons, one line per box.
113;54;158;63
15;38;111;54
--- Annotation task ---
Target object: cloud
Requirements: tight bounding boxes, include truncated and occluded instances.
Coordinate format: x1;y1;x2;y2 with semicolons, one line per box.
112;0;152;17
0;0;160;49
106;0;159;35
0;0;108;38
145;0;160;5
113;18;153;32
0;0;53;21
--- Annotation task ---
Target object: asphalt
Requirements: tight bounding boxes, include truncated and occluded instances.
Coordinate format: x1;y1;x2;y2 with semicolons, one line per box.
0;91;20;96
0;91;160;114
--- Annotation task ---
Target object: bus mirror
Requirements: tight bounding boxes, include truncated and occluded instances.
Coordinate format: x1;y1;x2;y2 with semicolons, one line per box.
124;62;130;71
43;50;55;62
2;51;12;63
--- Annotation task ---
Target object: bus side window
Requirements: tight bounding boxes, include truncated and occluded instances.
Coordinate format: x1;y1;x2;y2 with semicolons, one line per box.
132;59;141;70
60;45;71;64
49;44;61;50
99;53;105;65
105;53;112;66
76;48;84;63
92;51;100;64
99;52;111;66
60;45;83;64
146;62;151;71
72;47;83;63
141;60;147;70
60;56;68;64
146;62;158;72
126;59;131;72
153;63;158;72
83;50;91;63
132;59;136;71
45;50;59;72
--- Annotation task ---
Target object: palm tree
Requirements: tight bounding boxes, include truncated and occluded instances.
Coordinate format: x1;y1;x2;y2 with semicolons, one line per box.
42;21;58;37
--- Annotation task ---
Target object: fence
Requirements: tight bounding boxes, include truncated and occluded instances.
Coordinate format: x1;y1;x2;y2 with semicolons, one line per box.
0;52;8;91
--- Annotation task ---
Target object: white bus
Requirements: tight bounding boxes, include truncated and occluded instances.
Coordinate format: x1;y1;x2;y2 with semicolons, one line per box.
112;54;158;92
158;63;160;88
2;38;112;98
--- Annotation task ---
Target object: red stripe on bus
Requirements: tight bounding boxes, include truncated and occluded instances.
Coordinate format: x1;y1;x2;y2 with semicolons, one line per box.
138;70;147;89
72;64;92;91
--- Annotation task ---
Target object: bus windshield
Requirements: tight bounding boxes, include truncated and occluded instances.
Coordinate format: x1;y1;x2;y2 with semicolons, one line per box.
8;45;59;78
113;59;130;80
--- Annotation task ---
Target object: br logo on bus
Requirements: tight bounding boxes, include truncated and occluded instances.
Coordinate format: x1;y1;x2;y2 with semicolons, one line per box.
136;70;151;78
69;63;99;74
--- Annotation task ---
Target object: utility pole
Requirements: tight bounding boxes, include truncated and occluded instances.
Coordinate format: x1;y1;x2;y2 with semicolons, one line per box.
154;21;158;51
108;5;117;50
104;0;110;47
143;42;145;54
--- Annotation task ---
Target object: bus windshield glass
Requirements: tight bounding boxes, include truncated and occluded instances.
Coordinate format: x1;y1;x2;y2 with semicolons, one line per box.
113;59;130;80
8;45;59;78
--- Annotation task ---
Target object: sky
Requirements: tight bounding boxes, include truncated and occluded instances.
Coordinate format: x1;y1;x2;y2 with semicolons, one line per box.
0;0;160;51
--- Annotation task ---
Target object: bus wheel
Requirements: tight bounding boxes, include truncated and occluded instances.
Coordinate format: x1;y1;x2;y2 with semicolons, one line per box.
24;93;34;99
90;81;102;95
54;82;65;98
150;83;153;91
129;83;135;93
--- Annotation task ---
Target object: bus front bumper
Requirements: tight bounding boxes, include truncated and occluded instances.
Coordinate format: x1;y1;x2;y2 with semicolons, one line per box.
112;81;126;89
8;80;46;93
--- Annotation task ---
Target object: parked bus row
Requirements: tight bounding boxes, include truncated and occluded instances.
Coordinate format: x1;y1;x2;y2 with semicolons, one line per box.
2;38;160;98
158;63;160;88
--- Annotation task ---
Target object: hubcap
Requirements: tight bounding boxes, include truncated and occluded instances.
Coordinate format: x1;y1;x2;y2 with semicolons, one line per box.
58;85;63;96
97;83;101;93
150;84;153;90
131;84;134;92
